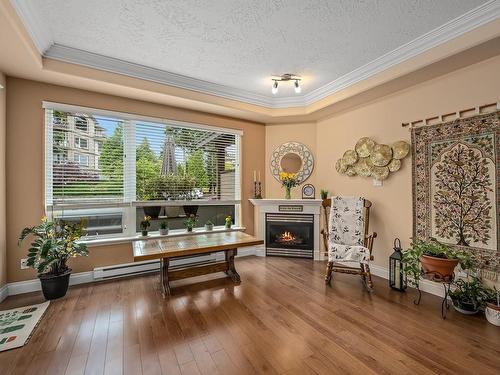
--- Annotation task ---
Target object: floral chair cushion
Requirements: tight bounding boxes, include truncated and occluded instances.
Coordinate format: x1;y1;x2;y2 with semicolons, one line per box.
328;196;369;264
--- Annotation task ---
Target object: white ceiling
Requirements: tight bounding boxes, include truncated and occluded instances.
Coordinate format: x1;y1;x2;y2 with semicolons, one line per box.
12;0;497;106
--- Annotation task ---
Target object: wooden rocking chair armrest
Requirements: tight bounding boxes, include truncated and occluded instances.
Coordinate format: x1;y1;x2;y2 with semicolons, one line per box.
365;232;377;261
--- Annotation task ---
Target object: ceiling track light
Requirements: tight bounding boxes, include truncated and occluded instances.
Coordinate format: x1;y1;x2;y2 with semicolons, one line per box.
271;74;302;95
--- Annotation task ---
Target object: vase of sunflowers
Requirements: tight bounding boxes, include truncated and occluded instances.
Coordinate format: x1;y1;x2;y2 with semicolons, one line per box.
279;172;299;199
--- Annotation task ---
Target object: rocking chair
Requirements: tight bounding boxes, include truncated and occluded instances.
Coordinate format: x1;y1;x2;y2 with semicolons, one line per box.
321;197;377;290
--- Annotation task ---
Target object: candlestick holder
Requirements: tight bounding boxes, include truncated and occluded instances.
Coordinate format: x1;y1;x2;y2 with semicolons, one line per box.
254;181;262;199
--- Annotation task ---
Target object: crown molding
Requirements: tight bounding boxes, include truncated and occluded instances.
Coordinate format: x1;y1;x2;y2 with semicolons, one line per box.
43;44;277;108
301;0;500;106
10;0;52;53
12;0;500;109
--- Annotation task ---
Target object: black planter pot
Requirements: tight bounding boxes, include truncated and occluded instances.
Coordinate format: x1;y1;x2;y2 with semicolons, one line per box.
451;298;479;315
144;206;161;219
39;269;71;300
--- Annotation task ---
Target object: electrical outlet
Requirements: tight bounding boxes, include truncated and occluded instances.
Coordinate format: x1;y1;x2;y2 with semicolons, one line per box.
372;179;383;187
20;258;29;270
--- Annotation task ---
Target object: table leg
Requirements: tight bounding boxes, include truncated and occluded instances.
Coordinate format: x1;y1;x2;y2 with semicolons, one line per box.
160;257;171;297
225;249;241;284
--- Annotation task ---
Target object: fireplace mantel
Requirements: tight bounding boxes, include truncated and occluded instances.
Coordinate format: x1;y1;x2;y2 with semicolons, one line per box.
249;199;323;260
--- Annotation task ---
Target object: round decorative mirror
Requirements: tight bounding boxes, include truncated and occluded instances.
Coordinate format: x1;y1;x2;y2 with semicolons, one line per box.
270;142;314;183
280;153;302;173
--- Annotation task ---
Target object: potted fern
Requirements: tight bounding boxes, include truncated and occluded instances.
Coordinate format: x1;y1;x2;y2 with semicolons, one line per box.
18;217;88;300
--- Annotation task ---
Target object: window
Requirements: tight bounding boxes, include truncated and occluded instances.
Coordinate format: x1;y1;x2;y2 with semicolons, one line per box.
73;153;89;167
75;137;88;149
95;140;103;153
45;104;242;239
75;116;88;132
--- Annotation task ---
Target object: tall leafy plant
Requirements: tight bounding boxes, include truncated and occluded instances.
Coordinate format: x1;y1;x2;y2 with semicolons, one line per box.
19;218;88;275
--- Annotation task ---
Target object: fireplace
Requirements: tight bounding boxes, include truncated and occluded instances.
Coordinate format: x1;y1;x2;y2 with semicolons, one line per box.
265;213;314;258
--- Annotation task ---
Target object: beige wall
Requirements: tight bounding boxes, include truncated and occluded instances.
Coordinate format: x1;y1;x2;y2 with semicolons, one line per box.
266;55;500;270
0;73;6;288
265;122;317;199
6;78;265;283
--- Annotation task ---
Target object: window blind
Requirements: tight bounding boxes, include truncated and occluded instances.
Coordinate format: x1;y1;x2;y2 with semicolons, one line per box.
45;106;241;209
134;121;240;202
46;109;125;206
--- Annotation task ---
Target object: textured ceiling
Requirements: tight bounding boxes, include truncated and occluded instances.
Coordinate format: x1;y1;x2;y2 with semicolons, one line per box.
23;0;488;98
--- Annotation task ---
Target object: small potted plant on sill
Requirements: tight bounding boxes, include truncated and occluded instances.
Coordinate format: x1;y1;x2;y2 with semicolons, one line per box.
485;289;500;326
449;276;491;315
159;221;169;236
18;217;88;300
140;216;151;236
402;238;472;285
184;214;197;232
205;220;214;231
225;215;232;229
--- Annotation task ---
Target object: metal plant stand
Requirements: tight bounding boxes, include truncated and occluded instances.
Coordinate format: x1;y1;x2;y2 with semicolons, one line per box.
413;271;454;319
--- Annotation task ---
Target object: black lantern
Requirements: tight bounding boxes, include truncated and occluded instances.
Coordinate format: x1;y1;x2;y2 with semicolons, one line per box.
389;238;406;291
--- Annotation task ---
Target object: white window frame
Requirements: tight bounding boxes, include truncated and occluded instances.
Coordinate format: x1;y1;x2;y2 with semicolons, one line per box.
44;102;243;240
75;136;89;150
73;152;89;167
75;116;88;132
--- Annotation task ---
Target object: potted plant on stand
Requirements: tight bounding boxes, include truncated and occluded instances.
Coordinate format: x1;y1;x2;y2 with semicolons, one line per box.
205;220;214;231
18;217;88;300
184;214;197;232
140;216;151;236
159;221;169;236
402;239;472;284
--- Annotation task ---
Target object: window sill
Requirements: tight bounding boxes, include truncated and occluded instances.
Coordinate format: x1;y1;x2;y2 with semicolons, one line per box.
81;226;246;247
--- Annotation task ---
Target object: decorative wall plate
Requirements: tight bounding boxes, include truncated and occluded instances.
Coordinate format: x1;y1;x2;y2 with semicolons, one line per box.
370;144;393;166
342;149;358;165
270;142;314;183
388;159;401;172
392;140;410;159
302;184;315;199
371;165;390;180
355;137;376;157
353;157;372;177
335;159;347;174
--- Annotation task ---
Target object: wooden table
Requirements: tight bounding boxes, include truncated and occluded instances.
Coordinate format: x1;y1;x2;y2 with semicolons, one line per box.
133;231;263;296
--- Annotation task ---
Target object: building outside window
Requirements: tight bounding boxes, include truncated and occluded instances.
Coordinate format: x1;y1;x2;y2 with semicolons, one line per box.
45;104;242;240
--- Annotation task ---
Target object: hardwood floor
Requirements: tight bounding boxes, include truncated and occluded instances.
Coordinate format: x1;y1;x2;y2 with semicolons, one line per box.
0;256;499;375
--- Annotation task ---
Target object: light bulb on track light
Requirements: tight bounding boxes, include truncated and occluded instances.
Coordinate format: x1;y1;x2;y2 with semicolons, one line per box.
294;80;301;94
272;81;278;95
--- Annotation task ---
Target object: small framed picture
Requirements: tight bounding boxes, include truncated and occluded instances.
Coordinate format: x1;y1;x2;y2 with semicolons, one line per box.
302;184;315;199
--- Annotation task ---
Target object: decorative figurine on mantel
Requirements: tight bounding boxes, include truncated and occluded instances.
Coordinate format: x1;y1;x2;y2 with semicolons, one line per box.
253;170;262;198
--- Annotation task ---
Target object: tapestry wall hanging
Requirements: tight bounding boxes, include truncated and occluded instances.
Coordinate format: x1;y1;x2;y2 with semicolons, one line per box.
412;110;499;278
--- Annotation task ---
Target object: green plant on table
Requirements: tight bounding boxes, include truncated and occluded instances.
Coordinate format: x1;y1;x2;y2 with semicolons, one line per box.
18;217;88;275
160;221;168;230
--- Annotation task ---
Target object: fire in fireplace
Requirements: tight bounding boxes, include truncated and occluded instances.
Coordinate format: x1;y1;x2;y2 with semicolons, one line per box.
265;213;314;258
276;231;303;245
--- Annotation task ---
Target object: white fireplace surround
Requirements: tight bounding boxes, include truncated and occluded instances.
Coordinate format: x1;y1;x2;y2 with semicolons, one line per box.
249;199;323;260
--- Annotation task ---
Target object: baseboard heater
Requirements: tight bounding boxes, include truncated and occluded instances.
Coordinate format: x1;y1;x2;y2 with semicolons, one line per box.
93;253;219;280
